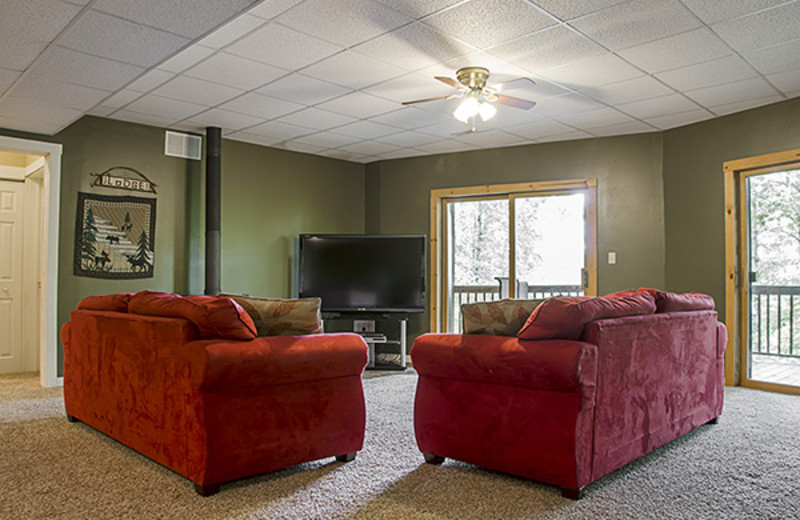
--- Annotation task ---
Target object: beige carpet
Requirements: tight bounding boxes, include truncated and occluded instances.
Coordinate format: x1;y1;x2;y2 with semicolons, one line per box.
2;371;800;519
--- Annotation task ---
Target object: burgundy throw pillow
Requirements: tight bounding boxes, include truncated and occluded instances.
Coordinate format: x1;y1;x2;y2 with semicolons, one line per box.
77;293;132;312
517;293;656;340
129;291;256;340
656;291;715;313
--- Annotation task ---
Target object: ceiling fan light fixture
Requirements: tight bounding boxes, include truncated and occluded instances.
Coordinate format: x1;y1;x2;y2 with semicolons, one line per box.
479;101;496;121
453;95;480;123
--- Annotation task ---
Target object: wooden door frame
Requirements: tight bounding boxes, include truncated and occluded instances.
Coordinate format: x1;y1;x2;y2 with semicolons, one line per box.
429;179;597;333
724;148;800;394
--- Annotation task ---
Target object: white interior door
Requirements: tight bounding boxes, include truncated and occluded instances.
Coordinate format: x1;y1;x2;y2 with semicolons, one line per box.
0;180;24;374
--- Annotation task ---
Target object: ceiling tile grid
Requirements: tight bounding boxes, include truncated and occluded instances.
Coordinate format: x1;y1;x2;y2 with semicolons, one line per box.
0;0;798;161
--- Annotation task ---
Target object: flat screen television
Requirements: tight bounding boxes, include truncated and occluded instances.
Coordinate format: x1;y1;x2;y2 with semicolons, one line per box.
298;234;426;313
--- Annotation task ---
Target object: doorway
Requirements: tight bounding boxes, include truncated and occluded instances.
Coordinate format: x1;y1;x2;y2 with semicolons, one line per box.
430;179;597;333
725;148;800;394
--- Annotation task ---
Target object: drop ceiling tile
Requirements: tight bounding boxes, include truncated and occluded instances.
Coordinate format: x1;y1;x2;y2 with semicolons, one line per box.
0;69;19;93
302;51;406;89
373;0;463;18
283;140;329;154
157;45;216;74
86;105;117;117
247;0;304;20
375;130;437;147
277;107;357;130
59;10;189;67
712;3;800;53
246;120;316;139
453;129;528;147
768;69;800;95
0;0;80;42
226;22;342;70
584;76;675;105
185;108;265;131
415;118;474;137
416;50;534;81
224;131;284;147
686;77;780;107
0;96;83;134
536;130;594;143
376;147;429;160
708;94;785;116
528;93;605;118
505;119;583;140
555;107;636;129
488;25;605;73
111;109;179;128
618;28;733;74
590;120;657;136
330;120;402;139
570;0;701;51
276;0;412;47
422;0;556;49
353;23;473;73
30;46;144;91
337;141;401;155
292;132;360;149
126;69;175;93
0;36;48;71
475;104;544;128
152;76;244;106
743;41;800;75
617;93;702;119
92;0;256;38
124;94;206;120
534;0;628;21
539;53;644;89
655;55;758;92
643;109;713;130
325;149;372;163
219;92;304;119
198;14;264;49
12;75;110;110
100;89;142;109
185;52;287;90
256;73;350;105
316;91;400;119
363;73;453;104
369;106;449;129
682;0;790;25
414;139;477;154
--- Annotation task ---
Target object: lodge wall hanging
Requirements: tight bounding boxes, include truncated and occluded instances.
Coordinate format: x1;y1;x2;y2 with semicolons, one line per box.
90;166;157;194
74;192;156;279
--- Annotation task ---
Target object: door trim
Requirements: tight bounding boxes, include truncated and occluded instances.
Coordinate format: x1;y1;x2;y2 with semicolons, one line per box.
0;136;62;388
724;148;800;394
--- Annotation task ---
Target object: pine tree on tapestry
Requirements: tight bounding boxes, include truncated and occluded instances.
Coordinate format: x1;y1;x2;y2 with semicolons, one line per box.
128;230;151;272
80;207;97;267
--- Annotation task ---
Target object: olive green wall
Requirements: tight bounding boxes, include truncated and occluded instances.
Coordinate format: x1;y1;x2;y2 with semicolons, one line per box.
366;133;667;339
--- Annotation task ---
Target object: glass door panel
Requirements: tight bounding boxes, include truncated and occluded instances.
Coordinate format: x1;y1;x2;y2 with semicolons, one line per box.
446;198;509;333
513;192;585;299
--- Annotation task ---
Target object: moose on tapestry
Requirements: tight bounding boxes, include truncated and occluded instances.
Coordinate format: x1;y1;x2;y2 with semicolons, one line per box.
74;192;156;279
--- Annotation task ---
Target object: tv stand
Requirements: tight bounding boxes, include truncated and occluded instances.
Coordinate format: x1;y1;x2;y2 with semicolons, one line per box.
322;313;407;370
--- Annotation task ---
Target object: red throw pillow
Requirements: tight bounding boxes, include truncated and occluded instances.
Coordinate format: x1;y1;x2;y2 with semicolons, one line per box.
77;293;132;312
129;291;256;340
517;293;656;340
655;291;715;313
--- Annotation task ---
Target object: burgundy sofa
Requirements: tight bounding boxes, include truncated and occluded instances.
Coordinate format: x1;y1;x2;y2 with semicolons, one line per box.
61;291;369;496
411;290;726;498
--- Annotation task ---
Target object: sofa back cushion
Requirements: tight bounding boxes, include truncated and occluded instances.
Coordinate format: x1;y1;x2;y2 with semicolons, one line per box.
219;294;323;336
128;291;256;340
605;288;715;313
77;293;132;312
461;298;545;336
517;293;656;340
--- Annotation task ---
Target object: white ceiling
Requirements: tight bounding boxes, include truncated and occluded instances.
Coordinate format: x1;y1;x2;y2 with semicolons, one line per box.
1;0;799;164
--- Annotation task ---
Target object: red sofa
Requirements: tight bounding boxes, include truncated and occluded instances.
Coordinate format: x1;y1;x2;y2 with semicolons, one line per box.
411;291;726;498
61;292;368;496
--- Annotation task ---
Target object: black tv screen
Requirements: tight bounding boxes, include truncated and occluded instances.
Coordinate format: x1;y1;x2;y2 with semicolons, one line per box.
298;234;426;313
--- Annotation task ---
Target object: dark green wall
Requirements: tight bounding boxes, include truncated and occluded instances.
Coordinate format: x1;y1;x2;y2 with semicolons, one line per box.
366;133;667;339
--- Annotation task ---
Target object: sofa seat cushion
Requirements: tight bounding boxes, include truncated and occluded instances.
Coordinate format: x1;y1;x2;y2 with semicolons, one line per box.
461;298;545;336
219;294;323;336
411;333;597;393
77;293;132;312
517;293;656;340
129;291;257;340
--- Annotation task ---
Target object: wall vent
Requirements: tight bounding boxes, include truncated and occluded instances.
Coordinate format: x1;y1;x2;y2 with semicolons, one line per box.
164;131;202;160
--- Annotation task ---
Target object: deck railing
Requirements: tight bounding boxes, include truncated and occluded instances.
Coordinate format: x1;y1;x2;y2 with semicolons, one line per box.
751;285;800;358
450;284;582;332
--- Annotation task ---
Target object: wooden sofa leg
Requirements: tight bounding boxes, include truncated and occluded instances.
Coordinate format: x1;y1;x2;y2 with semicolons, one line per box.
560;486;584;500
194;483;220;497
66;414;80;423
423;453;445;464
335;452;357;462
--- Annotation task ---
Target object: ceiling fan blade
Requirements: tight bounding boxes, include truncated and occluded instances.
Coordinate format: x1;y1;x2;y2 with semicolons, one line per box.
402;93;458;106
435;76;461;89
492;94;536;110
493;77;536;91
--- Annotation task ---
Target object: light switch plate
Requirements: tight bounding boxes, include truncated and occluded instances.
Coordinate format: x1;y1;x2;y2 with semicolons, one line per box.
608;251;617;265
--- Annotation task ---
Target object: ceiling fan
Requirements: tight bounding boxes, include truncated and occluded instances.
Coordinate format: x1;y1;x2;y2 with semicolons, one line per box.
402;67;536;129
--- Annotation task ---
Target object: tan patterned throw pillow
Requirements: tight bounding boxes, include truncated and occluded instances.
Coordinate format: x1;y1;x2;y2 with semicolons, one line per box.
461;298;545;336
219;294;323;337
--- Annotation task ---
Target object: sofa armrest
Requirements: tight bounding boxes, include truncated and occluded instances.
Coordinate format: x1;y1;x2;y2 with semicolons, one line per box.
411;333;597;393
177;333;369;391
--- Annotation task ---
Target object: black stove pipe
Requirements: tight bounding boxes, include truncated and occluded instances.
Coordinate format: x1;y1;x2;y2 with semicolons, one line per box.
205;126;221;296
